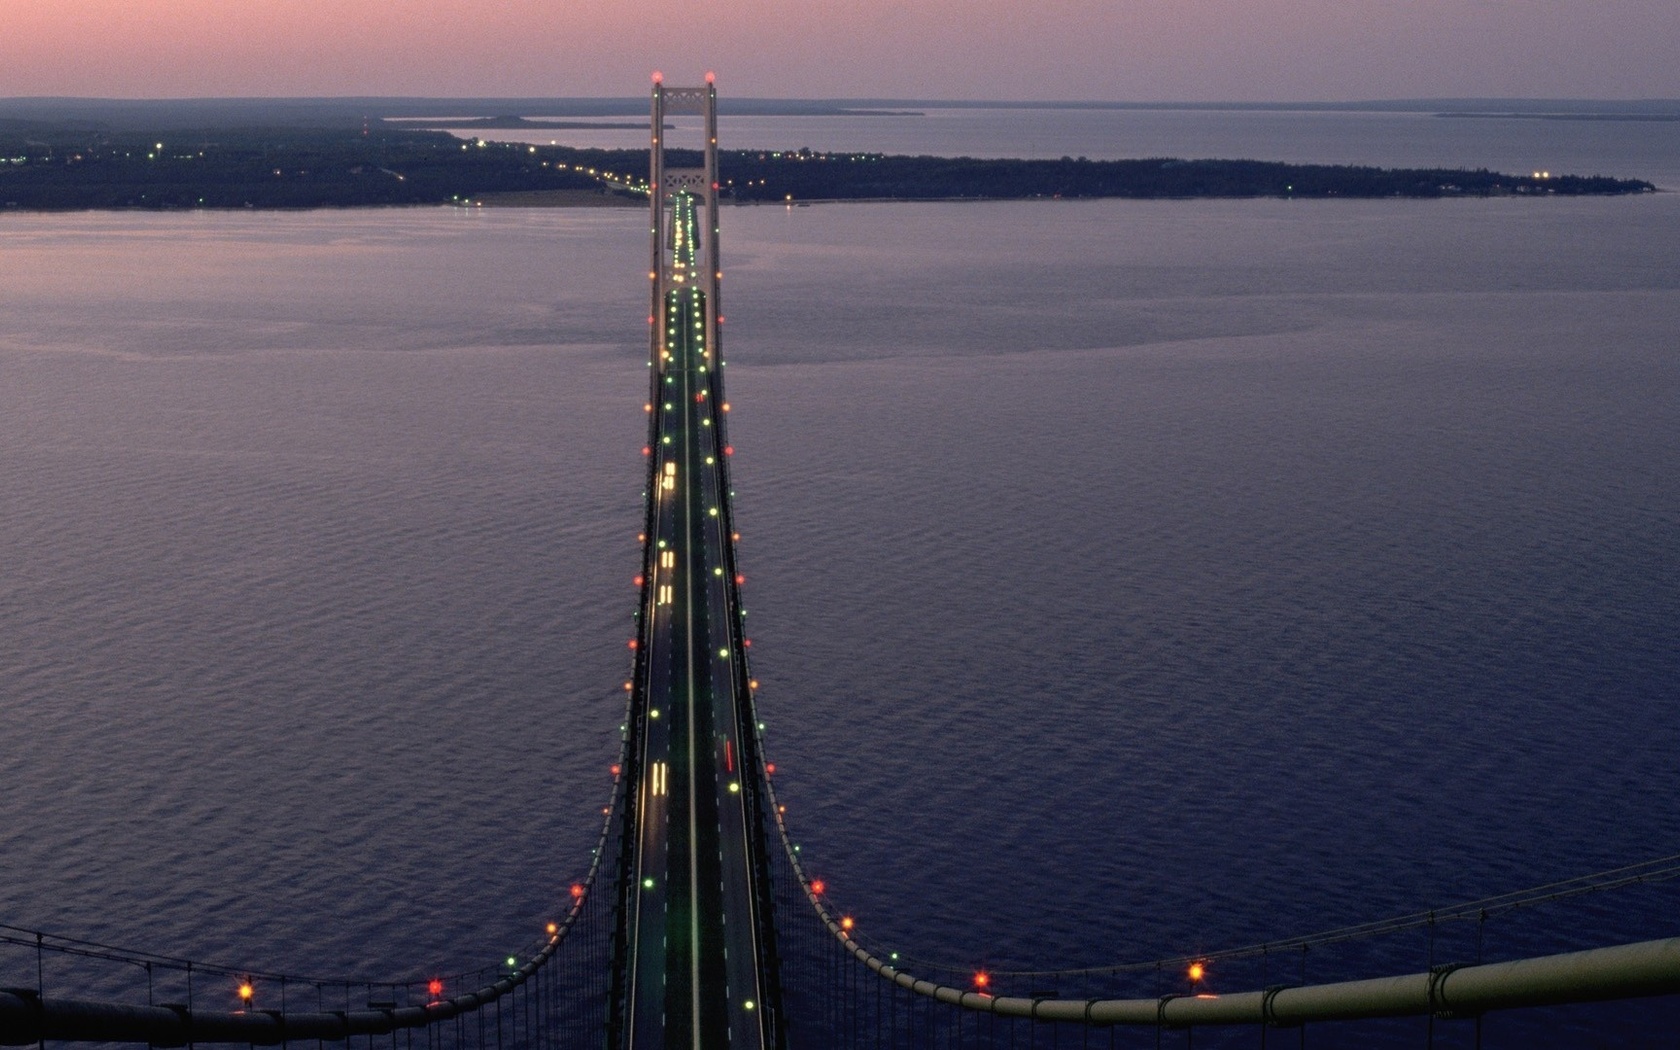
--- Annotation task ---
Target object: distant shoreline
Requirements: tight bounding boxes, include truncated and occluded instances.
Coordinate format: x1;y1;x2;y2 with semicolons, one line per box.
1436;112;1680;123
0;122;1657;211
4;97;1678;127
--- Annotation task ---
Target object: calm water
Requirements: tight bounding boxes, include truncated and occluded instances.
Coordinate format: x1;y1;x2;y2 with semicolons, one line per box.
2;112;1679;1044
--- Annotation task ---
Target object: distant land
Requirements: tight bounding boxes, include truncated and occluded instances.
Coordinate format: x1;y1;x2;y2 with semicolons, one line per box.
1438;112;1680;123
3;96;1679;130
0;110;1658;210
384;116;654;131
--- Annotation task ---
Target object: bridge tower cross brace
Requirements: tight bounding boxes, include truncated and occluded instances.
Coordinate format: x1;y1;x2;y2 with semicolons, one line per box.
649;75;722;382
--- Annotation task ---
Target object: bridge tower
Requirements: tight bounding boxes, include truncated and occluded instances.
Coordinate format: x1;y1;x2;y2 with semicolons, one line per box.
607;75;785;1050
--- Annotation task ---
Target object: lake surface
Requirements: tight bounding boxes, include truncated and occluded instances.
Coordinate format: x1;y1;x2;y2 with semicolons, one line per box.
2;111;1678;1045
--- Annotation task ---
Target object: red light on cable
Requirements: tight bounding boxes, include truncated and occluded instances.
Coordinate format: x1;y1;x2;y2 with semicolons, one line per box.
811;879;825;895
765;762;775;775
634;576;644;587
973;971;990;990
724;446;734;456
571;883;585;899
611;764;622;776
651;70;663;84
428;978;444;1000
628;639;638;650
705;71;716;84
735;574;745;584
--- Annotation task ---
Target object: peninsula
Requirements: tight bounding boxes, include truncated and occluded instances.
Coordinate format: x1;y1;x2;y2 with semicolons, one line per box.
0;121;1654;210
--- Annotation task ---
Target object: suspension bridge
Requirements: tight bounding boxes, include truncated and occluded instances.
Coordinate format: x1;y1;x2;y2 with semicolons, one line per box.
4;77;1680;1048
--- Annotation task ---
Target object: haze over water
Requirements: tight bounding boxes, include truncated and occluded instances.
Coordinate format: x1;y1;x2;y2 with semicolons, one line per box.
2;110;1678;1045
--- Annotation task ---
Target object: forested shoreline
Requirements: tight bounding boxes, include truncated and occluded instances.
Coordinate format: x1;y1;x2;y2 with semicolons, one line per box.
0;123;1655;210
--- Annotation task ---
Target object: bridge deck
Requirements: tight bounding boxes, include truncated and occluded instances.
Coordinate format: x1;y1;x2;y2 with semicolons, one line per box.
618;184;773;1049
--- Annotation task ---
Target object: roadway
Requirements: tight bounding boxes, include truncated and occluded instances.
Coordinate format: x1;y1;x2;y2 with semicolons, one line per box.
622;191;770;1050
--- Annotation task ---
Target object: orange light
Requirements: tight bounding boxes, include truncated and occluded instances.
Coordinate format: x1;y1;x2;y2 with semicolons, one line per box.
721;403;730;412
840;916;855;931
238;981;254;1002
623;682;633;691
749;679;758;689
973;971;990;989
546;922;558;935
644;404;652;413
732;533;740;541
1188;962;1206;982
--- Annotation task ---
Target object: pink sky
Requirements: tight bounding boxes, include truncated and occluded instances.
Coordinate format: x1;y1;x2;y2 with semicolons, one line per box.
6;0;1678;101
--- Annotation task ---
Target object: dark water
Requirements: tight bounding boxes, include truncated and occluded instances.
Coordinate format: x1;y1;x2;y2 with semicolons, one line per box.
2;122;1679;1045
